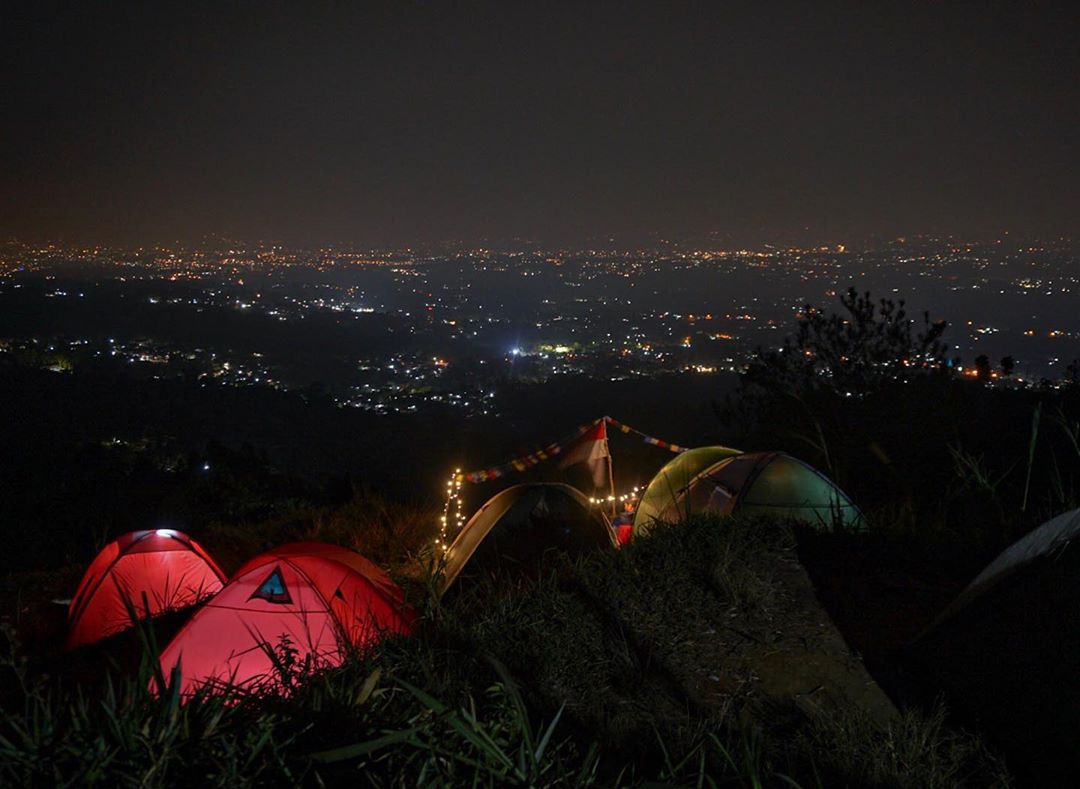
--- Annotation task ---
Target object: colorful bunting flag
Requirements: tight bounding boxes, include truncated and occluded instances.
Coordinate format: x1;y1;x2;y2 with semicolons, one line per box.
456;416;684;484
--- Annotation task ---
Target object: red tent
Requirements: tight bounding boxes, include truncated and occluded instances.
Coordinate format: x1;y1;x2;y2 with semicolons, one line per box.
158;542;415;695
67;529;226;650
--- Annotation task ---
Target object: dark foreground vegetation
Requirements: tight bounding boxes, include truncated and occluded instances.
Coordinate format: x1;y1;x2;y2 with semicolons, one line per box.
0;517;1011;787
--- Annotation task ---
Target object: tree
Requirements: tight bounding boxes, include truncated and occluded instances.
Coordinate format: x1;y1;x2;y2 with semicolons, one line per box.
1067;359;1080;388
974;355;992;382
745;288;950;397
1000;356;1016;378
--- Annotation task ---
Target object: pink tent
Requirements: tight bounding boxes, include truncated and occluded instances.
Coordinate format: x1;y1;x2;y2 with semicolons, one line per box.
158;542;414;695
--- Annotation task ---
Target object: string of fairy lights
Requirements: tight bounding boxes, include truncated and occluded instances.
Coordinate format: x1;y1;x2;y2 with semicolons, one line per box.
435;468;465;554
435;417;684;554
588;486;641;507
436;479;645;554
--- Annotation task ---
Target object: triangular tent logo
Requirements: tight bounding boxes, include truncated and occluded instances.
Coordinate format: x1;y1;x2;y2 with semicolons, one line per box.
250;567;291;604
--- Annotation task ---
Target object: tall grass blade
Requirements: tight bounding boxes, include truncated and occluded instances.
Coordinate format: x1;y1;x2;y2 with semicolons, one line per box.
1021;402;1042;512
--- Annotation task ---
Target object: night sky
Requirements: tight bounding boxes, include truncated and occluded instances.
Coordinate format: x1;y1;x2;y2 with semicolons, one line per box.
3;1;1078;246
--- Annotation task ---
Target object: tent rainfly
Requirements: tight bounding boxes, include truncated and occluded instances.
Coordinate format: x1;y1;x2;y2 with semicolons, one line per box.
633;445;743;530
930;506;1080;626
158;542;414;695
67;529;226;650
440;483;616;595
634;451;863;536
908;507;1080;784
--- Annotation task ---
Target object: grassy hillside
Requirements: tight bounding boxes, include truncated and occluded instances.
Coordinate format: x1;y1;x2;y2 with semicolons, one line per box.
0;516;1010;787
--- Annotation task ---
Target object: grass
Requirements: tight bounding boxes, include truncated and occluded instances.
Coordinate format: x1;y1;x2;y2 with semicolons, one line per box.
0;516;1011;787
795;704;1012;789
195;486;440;575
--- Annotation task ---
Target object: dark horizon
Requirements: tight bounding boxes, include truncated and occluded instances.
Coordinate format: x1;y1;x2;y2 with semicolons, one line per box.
4;1;1078;247
5;230;1079;257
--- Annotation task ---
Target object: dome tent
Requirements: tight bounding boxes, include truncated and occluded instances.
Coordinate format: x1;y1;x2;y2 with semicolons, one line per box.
634;452;863;536
907;508;1080;783
440;483;616;594
158;542;414;696
633;445;743;531
67;529;226;650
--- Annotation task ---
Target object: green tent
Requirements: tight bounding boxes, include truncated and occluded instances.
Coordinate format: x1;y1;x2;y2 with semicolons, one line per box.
633;445;743;531
634;451;863;536
440;483;616;595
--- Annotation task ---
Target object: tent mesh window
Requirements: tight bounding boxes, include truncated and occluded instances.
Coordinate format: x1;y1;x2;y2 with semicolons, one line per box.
250;567;292;604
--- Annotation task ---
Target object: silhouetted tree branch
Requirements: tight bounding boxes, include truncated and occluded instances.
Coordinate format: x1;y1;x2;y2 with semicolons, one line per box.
744;287;950;397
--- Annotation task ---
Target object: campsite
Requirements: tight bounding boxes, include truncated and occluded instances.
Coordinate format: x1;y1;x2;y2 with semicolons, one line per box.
3;331;1080;787
0;224;1078;787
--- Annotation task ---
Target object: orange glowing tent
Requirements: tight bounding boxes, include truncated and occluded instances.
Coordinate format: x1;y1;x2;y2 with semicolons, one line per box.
67;529;226;650
158;542;414;695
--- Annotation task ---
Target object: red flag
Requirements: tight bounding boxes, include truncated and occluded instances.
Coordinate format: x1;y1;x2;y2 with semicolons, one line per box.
558;421;610;488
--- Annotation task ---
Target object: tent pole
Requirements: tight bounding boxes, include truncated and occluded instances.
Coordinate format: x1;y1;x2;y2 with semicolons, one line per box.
607;451;616;520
